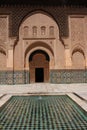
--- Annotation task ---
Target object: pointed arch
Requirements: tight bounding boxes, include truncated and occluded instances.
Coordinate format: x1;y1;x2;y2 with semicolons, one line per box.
72;45;85;69
25;41;54;58
24;41;54;70
29;50;50;62
18;9;60;31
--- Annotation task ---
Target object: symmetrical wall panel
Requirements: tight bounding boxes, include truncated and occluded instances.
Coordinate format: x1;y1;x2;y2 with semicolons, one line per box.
0;6;87;84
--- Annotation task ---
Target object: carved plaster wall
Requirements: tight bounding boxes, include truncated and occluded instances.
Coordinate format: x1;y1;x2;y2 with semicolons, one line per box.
69;16;86;69
14;12;65;70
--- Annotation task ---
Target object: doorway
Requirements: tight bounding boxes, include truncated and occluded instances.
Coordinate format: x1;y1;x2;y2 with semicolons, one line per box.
29;50;50;83
35;68;44;82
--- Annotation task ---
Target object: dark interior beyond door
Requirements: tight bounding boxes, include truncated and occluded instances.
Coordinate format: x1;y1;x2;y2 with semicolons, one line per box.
35;68;44;82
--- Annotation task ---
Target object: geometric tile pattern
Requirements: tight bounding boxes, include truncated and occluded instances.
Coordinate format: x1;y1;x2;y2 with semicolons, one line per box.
13;71;25;84
13;70;29;84
24;70;29;84
0;70;27;85
0;95;87;130
50;70;87;84
0;71;7;84
6;71;13;85
0;70;87;84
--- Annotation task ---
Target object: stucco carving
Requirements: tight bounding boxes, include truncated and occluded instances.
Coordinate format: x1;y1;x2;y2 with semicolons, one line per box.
0;15;8;42
70;17;85;46
72;51;85;69
85;16;87;41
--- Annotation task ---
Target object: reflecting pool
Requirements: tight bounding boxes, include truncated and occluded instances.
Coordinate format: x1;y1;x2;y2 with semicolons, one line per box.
0;95;87;129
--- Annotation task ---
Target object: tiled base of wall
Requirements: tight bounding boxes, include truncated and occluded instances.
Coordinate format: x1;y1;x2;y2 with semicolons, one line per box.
0;70;29;85
0;71;7;84
50;70;87;83
0;70;87;84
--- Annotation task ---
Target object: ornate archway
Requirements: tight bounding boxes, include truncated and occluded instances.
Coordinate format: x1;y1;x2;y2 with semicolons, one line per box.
29;50;50;83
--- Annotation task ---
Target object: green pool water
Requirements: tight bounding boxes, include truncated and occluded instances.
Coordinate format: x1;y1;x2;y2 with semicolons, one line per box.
0;95;87;130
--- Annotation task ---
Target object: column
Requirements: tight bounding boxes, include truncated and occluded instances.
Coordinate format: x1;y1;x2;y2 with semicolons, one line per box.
7;37;17;69
65;46;72;69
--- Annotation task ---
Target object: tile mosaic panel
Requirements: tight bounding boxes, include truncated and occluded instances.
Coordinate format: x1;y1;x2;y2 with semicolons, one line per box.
24;70;29;84
50;69;87;83
0;71;7;84
13;71;25;84
0;70;87;84
6;71;13;85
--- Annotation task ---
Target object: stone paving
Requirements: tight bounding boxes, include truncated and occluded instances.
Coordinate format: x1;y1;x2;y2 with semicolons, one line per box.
0;83;87;112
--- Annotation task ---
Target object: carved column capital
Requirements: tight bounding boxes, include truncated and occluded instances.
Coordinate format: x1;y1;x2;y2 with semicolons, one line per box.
61;37;70;49
8;37;17;49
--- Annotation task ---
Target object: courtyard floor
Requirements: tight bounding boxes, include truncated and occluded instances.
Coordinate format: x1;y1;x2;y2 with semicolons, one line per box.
0;83;87;129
